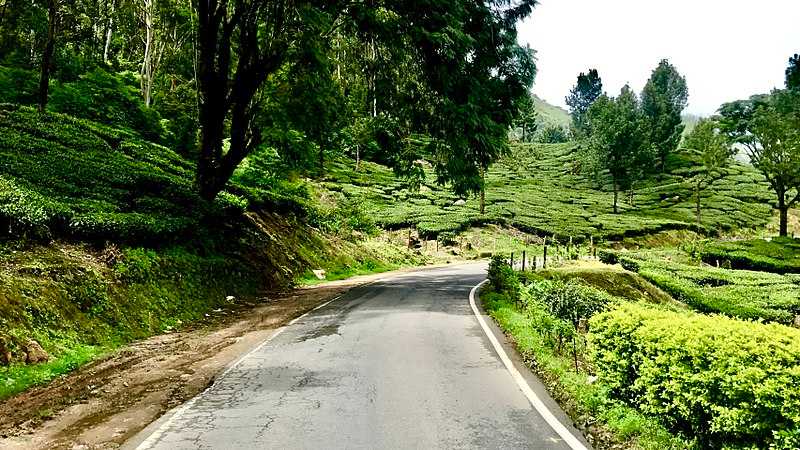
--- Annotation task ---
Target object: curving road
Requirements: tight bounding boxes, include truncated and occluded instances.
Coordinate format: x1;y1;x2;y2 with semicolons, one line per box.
128;263;589;450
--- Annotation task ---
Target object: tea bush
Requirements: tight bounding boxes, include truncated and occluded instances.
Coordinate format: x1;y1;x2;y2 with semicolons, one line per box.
700;237;800;274
322;142;773;241
590;302;800;448
629;258;800;324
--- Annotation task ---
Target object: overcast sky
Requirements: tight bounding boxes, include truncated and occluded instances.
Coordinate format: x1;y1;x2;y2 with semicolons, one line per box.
517;0;800;116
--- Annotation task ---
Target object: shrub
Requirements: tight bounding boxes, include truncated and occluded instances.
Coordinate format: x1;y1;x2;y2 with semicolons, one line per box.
598;249;619;265
618;257;640;272
589;303;800;448
700;238;800;274
487;255;520;302
629;257;800;324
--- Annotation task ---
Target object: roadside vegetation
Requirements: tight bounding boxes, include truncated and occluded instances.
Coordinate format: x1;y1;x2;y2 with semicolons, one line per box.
0;0;799;448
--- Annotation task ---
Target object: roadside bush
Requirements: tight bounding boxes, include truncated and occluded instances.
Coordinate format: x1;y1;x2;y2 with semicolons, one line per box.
487;255;520;302
590;303;800;448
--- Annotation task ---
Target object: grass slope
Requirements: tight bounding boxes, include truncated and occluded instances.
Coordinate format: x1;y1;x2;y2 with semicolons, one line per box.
532;94;571;129
322;143;773;242
0;107;422;399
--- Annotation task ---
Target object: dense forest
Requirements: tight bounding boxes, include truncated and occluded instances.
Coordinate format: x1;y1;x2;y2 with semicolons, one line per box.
1;1;800;449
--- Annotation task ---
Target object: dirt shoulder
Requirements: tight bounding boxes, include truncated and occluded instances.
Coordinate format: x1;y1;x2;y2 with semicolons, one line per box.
0;269;409;450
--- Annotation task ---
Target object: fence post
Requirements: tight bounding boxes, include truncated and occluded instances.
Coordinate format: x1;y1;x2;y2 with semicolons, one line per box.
543;245;547;269
522;250;526;272
510;252;514;269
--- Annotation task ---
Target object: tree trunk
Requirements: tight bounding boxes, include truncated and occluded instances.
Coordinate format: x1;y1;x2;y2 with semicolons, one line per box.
38;0;57;112
695;182;701;225
612;181;619;214
103;0;115;64
779;194;789;237
140;0;155;107
480;166;486;215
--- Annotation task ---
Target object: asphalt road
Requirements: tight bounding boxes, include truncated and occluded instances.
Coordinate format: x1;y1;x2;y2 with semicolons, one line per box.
130;263;588;450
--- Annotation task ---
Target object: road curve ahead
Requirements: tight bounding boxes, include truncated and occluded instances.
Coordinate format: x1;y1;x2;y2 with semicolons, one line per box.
131;264;587;450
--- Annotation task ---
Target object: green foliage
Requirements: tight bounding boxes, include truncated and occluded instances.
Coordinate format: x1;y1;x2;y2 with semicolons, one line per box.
0;105;204;243
321;141;772;242
590;302;800;448
719;90;800;236
565;68;602;137
699;237;800;274
624;255;800;324
487;255;520;301
537;124;570;144
513;93;538;142
482;286;693;449
0;344;104;400
641;59;688;171
787;53;800;90
597;249;619;265
586;86;653;212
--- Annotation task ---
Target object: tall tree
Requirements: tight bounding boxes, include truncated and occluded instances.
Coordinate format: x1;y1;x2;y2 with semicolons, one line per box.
194;0;332;200
402;1;537;209
586;85;651;213
683;118;735;225
514;93;538;143
641;59;688;172
787;53;800;90
719;90;800;236
565;68;602;137
38;0;57;111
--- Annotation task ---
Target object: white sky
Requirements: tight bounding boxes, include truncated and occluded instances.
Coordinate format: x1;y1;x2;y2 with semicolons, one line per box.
518;0;800;116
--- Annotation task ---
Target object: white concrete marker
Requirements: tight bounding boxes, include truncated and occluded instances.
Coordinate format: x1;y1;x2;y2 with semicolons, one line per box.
469;280;589;450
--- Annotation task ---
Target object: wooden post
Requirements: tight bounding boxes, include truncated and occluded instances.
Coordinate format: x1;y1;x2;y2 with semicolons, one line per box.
543;245;547;269
510;252;514;269
522;250;526;272
590;236;594;258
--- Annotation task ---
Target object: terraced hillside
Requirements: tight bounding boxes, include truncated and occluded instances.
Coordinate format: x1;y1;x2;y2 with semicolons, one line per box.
322;142;773;241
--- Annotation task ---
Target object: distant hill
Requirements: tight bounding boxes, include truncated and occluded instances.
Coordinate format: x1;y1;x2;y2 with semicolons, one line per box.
532;94;571;130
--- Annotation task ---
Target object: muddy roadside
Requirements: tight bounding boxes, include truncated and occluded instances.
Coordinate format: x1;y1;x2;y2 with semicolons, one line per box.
0;268;418;450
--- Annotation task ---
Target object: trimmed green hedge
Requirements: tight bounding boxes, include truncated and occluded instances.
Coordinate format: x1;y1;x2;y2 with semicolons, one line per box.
590;302;800;448
700;238;800;274
623;257;800;324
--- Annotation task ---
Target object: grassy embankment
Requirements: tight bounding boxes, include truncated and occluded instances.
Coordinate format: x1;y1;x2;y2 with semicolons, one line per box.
0;105;421;399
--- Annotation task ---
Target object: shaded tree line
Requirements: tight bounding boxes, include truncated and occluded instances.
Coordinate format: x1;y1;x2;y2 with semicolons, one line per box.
0;0;538;203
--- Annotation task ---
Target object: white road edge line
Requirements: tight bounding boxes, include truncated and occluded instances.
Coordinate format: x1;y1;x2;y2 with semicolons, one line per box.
134;278;383;450
469;280;589;450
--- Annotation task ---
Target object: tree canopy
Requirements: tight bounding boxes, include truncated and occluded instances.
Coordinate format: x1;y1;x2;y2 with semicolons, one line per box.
586;85;651;213
641;59;688;171
565;68;602;137
719;90;800;236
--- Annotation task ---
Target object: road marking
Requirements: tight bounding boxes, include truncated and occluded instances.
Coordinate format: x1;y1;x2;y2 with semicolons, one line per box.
133;286;362;450
469;280;589;450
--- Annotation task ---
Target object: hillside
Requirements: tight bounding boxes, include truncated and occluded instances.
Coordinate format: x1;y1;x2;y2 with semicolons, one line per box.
0;107;421;399
319;142;773;242
532;94;571;129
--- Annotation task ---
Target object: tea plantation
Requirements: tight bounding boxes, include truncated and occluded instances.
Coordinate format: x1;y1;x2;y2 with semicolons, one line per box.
323;142;774;242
